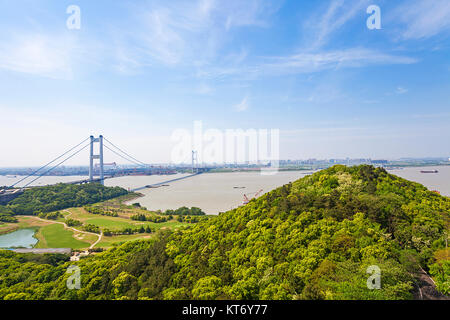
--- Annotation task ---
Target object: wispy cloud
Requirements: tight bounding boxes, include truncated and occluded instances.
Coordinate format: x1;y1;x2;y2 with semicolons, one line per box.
392;0;450;40
0;33;77;79
234;96;250;112
197;48;417;79
304;0;370;49
113;0;280;70
396;86;408;94
262;48;417;74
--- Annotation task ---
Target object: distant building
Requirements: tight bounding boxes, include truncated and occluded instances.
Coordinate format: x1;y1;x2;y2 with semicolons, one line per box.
371;160;388;165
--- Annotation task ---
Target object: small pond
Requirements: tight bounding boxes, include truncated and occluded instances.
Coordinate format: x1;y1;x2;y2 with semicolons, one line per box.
0;228;38;249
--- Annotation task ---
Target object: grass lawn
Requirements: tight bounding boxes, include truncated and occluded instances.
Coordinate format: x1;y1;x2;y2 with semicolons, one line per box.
3;193;198;250
148;221;187;231
84;217;136;230
35;224;92;249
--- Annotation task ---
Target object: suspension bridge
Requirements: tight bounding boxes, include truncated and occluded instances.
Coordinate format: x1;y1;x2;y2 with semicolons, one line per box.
0;135;204;204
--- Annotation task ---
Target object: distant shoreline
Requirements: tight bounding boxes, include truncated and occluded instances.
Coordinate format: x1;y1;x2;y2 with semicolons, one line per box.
1;163;450;178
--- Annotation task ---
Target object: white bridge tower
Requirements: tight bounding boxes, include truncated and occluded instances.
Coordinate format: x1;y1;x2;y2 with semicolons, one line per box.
89;135;104;185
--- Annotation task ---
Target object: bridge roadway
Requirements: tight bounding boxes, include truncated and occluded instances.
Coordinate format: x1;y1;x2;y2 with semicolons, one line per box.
66;172;203;190
131;172;202;192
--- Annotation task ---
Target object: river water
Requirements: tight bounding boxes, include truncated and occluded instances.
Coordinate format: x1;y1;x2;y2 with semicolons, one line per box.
121;171;313;214
1;165;449;215
389;166;450;197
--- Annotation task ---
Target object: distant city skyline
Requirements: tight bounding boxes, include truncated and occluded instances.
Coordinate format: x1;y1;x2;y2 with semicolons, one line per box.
1;156;449;170
0;0;449;166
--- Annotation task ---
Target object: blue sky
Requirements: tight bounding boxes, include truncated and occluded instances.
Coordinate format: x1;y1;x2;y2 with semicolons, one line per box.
0;0;449;166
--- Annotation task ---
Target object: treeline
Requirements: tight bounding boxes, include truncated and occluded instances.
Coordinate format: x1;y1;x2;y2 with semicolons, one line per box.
37;211;63;220
0;206;17;223
103;225;152;236
5;183;128;216
84;206;119;217
175;215;206;223
131;213;168;223
162;207;205;216
131;210;208;224
0;165;448;300
82;224;100;234
65;218;82;227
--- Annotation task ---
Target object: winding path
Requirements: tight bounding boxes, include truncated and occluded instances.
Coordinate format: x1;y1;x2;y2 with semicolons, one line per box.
25;210;102;249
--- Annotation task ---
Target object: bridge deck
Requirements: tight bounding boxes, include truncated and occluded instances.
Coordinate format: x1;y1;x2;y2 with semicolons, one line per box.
131;173;202;192
0;172;202;204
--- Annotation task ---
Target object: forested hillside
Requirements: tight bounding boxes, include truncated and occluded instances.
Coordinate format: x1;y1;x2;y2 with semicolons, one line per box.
0;165;448;300
2;183;128;216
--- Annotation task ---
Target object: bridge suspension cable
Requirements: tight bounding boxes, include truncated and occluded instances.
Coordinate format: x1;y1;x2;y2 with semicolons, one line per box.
103;144;147;168
8;137;90;189
22;141;91;188
103;137;149;167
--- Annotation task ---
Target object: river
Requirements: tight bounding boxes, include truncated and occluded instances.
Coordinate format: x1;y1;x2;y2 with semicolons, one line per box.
389;166;450;197
1;165;449;215
115;171;313;214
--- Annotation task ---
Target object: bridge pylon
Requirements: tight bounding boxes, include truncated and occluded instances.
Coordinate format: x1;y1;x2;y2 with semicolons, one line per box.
192;150;198;173
89;135;104;185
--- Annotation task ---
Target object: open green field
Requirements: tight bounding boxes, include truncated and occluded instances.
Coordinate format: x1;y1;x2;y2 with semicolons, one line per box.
84;217;137;230
4;212;191;249
2;192;203;250
64;202;191;233
34;224;93;249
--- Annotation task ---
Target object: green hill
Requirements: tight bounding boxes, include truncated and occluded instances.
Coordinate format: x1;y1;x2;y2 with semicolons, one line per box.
1;183;127;217
0;165;448;300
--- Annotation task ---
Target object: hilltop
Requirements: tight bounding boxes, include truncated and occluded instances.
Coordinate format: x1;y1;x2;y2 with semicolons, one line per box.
0;165;448;300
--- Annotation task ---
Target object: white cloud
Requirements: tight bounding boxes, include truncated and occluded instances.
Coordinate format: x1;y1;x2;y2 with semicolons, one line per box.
396;86;408;94
234;96;250;112
260;48;417;76
0;33;77;79
393;0;450;40
195;48;417;80
220;0;280;30
114;0;280;69
305;0;370;49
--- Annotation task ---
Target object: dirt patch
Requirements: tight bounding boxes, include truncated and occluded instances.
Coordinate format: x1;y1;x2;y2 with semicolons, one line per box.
18;216;53;227
74;233;85;240
0;224;19;235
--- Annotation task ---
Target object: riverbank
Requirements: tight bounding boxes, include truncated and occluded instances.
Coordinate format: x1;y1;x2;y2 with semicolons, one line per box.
390;165;450;197
112;166;450;214
119;170;312;214
0;224;19;235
